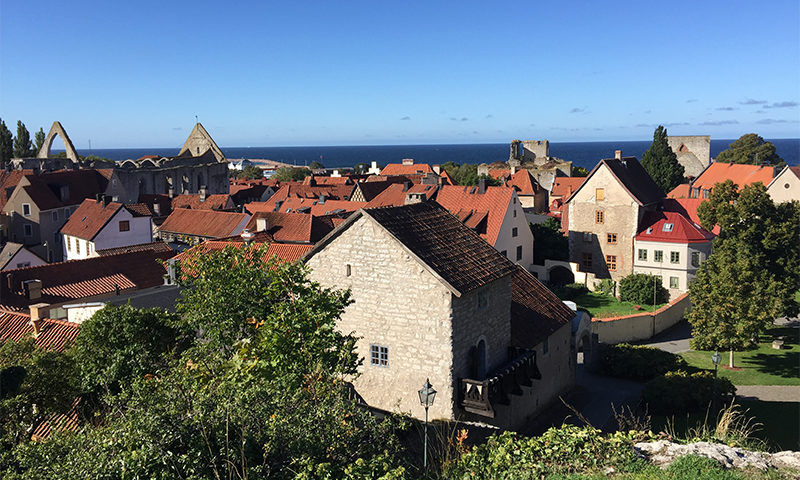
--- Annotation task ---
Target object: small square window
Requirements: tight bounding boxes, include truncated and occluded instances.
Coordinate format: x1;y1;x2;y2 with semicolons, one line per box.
516;245;523;261
582;253;592;269
23;224;32;237
370;344;389;367
669;276;679;289
691;252;701;268
607;233;617;244
345;264;352;277
662;223;674;232
595;210;604;224
654;250;663;263
22;204;31;217
595;188;605;201
52;211;58;222
119;220;130;232
638;249;647;261
670;251;680;264
512;227;518;237
606;254;617;271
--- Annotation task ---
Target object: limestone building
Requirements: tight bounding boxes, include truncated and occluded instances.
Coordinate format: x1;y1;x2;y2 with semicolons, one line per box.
303;202;576;429
766;166;800;203
666;136;710;179
566;152;664;283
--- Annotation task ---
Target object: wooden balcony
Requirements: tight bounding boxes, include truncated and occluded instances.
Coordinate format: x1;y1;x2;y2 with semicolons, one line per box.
460;347;541;418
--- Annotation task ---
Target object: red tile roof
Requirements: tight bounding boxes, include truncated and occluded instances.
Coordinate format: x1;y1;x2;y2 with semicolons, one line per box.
510;266;574;348
487;169;511;181
263;182;356;210
0;250;172;309
244;211;341;243
170;193;234;211
379;162;434;176
19;170;109;210
435;185;515;245
550;177;585;199
0;169;32;211
0;309;79;352
506;169;542;196
173;238;312;278
59;198;126;240
692;162;776;192
636;208;715;244
305;176;352;185
31;397;82;440
251;197;366;216
159;208;249;238
667;183;692;199
662;198;720;235
364;184;439;208
96;241;173;256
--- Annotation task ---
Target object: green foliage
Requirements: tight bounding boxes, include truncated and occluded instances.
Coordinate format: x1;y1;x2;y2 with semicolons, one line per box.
690;182;800;361
597;344;687;381
0;119;12;166
236;164;264;179
596;278;616;297
71;304;186;395
552;283;588;301
716;133;784;166
571;166;589;177
12;121;33;158
663;454;743;480
309;160;324;169
442;425;652;478
0;340;78;452
441;162;501;186
33;128;45;153
642;370;736;415
641;125;685;193
353;162;371;174
619;273;669;305
272;166;312;182
530;217;568;265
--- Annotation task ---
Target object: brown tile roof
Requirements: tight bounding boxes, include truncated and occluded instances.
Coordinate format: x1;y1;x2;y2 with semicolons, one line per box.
124;202;157;217
567;157;664;206
0;309;79;352
20;170;109;210
550;177;585;199
173;238;312;278
261;197;367;216
0;250;172;309
244;211;338;243
380;162;434;176
363;183;439;208
0;169;32;211
510;266;574;348
305;176;352;185
96;241;174;256
360;202;516;295
159;208;249;238
353;180;397;201
692;162;776;192
667;183;692;199
59;198;125;240
170;193;234;211
506;169;542;196
435;185;515;245
263;182;356;210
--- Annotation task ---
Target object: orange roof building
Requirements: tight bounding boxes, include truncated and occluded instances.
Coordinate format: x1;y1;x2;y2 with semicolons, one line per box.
379;159;434;176
690;162;777;198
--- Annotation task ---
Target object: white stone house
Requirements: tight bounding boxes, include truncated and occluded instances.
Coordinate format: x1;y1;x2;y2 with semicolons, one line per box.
633;208;714;300
303;202;575;430
766;165;800;204
61;197;153;261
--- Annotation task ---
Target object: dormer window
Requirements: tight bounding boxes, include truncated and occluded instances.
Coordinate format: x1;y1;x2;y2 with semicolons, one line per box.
22;204;31;217
662;223;674;232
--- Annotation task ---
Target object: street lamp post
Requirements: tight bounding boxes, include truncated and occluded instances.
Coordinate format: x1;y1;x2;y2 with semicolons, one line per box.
711;351;721;413
418;378;436;470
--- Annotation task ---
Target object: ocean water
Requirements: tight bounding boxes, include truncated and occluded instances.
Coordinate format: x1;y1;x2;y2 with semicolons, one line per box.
59;138;799;173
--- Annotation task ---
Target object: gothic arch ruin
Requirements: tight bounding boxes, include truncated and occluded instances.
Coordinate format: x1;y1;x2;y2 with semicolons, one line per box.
37;121;79;163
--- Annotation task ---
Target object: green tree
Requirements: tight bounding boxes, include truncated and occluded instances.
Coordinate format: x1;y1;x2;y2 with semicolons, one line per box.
571;166;589;177
12;121;33;158
236;164;264;180
309;160;324;169
641;125;684;193
442;162;501;186
271;166;312;182
33;128;45;154
0;119;13;166
353;162;371;174
716;133;784;166
689;181;800;367
71;305;186;396
619;273;668;306
530;217;568;265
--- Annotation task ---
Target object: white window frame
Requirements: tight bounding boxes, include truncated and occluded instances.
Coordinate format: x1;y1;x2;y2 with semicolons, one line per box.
22;203;31;217
369;344;389;367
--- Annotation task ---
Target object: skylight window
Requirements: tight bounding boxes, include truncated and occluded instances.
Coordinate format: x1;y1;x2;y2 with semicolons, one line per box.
662;223;674;232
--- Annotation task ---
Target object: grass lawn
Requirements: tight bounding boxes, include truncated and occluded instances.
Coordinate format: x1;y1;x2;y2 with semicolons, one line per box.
679;326;800;386
563;290;665;318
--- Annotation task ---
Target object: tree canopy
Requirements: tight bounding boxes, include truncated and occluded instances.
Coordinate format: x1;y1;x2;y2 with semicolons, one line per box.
442;161;502;186
236;164;264;180
0;119;13;166
715;133;784;166
641;125;685;194
571;166;589;177
271;166;312;182
688;181;800;366
12;121;33;159
530;217;568;265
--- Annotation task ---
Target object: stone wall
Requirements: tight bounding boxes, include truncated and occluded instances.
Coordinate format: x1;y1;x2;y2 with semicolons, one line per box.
667;136;710;179
591;293;690;344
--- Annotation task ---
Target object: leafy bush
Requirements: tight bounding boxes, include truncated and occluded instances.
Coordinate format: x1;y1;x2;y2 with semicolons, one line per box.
597;343;687;381
596;278;616;297
619;273;669;305
442;425;653;478
642;370;736;415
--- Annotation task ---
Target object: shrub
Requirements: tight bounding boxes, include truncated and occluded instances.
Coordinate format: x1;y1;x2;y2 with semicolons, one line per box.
596;278;616;296
619;273;669;305
553;283;587;300
642;370;736;415
597;343;687;381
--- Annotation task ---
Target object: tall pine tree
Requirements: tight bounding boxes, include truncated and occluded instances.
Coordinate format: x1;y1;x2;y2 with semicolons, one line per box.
13;121;33;158
34;127;46;154
641;125;685;194
0;119;12;167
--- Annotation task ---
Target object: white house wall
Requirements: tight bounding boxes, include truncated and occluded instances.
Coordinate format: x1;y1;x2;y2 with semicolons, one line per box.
92;209;153;252
2;248;47;271
495;191;535;270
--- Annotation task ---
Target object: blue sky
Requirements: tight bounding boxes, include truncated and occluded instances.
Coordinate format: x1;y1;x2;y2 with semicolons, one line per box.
1;1;798;148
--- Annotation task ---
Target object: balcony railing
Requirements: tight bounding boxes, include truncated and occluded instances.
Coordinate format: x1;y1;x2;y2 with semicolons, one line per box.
460;347;541;418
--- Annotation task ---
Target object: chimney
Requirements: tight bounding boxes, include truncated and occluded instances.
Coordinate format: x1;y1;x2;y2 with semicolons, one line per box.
404;192;425;205
510;165;517;175
153;202;161;216
478;177;487;194
255;217;267;232
614;150;622;160
402;158;414;166
23;279;42;300
199;185;208;202
319;194;327;204
240;228;255;246
102;195;110;207
403;181;411;192
28;302;50;337
168;187;174;199
95;193;103;203
432;164;441;175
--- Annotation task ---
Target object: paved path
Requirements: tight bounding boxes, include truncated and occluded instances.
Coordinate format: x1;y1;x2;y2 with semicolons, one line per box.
735;386;800;402
572;365;644;430
635;320;692;353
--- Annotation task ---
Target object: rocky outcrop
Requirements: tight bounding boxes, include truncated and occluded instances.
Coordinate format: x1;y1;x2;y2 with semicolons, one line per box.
635;440;800;471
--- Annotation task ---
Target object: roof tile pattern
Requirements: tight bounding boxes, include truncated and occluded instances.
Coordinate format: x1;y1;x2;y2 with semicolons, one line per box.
244;211;337;243
379;162;434;176
171;194;234;211
18;170;109;211
506;169;541;195
60;199;124;240
159;208;249;238
364;202;516;295
0;309;79;352
636;209;715;244
510;266;574;348
568;158;663;206
435;185;515;245
96;241;173;256
364;184;439;208
692;163;776;192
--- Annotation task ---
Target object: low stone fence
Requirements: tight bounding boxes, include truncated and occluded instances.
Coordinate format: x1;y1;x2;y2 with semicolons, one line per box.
591;293;690;344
